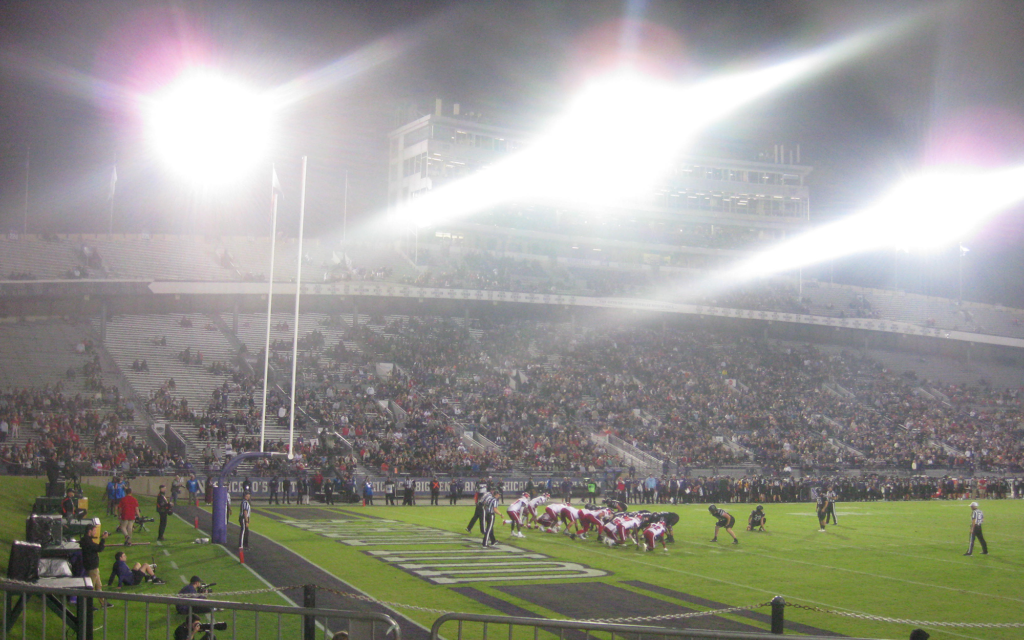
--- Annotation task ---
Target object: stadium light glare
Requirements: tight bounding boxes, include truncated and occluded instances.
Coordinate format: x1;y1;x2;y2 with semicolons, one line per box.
720;164;1024;286
145;70;273;186
386;18;915;233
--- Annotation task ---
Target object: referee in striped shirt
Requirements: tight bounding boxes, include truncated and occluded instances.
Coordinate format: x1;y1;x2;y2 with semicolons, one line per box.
825;487;839;525
964;502;987;556
480;490;498;548
239;491;252;550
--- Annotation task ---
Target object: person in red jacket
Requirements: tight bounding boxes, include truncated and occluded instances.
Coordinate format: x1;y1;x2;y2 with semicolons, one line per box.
117;488;140;546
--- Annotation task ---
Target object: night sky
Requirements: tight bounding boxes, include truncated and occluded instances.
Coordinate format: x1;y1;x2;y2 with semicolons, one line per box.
1;1;1023;303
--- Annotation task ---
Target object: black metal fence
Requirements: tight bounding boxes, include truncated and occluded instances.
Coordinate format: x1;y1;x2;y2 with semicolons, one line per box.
0;580;399;640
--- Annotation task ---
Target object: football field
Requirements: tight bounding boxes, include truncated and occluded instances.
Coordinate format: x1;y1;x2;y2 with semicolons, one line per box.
243;498;1024;640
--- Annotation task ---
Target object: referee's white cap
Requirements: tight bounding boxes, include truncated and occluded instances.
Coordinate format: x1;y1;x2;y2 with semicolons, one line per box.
969;501;978;508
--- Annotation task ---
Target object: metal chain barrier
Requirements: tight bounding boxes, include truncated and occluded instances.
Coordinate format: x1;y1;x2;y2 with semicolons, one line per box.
318;585;770;622
182;585;308;597
8;578;1022;630
317;585;456;615
786;602;1024;629
585;601;773;624
321;586;1024;632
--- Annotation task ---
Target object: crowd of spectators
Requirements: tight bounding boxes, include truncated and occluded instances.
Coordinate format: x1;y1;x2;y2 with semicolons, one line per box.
710;283;810;315
613;472;1022;503
4;309;1023;485
338;318;1024;475
0;384;187;476
411;252;559;294
472;208;777;252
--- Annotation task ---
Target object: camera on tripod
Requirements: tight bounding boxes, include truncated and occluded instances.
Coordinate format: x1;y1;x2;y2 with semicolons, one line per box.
197;582;216;594
133;511;156;532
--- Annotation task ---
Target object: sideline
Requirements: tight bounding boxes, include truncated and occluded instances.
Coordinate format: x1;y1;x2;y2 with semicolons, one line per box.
181;505;434;640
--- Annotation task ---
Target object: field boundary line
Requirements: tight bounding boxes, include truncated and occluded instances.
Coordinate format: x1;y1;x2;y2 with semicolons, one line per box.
666;534;1024;605
216;511;438;637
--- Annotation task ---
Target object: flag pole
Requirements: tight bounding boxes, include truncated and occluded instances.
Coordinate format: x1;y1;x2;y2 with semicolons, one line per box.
342;169;348;245
107;160;117;234
287;156;308;460
259;164;280;453
22;144;30;235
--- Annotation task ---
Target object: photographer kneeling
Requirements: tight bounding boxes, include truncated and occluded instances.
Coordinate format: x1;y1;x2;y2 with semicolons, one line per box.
176;576;214;615
175;614;227;640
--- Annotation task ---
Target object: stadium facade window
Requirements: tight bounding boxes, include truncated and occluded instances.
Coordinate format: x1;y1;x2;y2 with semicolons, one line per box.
431;125;456;143
403;152;428;178
404;125;430;148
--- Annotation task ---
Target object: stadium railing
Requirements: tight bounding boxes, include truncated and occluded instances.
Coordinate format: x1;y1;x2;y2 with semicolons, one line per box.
0;580;399;640
602;433;665;472
167;425;190;460
429;611;892;640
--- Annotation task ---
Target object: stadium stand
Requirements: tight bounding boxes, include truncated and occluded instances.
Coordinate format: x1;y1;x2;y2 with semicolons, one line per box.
2;233;1024;480
0;235;89;280
0;319;169;475
5;234;1024;339
2;311;1022;482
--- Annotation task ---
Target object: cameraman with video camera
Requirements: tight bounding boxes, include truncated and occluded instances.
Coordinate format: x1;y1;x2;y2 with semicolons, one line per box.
175;614;227;640
176;576;214;615
61;487;86;521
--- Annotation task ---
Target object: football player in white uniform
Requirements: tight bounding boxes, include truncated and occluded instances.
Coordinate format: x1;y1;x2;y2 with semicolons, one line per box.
503;493;530;538
524;493;549;529
642;521;669;552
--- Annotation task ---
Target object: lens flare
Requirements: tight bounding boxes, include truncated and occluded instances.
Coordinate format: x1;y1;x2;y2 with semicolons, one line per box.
145;70;273;186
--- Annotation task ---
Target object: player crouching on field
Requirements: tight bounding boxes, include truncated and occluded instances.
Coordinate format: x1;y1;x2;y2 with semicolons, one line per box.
577;504;611;541
642;520;670;553
708;505;739;544
535;503;566;533
524;492;548;529
503;493;530;538
536;503;580;537
602;513;641;548
747;505;767;532
556;503;583;539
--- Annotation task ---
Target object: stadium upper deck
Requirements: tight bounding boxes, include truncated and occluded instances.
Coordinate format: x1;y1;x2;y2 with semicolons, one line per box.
3;233;1024;343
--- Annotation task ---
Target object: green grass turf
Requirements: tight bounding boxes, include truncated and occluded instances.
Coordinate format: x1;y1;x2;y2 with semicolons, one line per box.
246;498;1024;640
0;477;307;640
